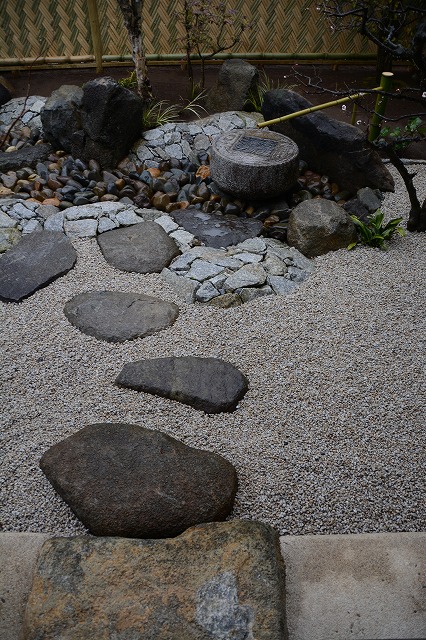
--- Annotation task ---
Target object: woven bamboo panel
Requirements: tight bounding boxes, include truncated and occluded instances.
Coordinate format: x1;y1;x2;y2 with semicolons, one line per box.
0;0;375;61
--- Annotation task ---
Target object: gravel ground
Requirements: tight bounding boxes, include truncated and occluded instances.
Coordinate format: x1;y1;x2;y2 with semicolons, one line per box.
1;164;425;537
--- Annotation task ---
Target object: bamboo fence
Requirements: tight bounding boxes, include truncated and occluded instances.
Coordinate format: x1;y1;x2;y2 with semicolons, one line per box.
0;0;376;69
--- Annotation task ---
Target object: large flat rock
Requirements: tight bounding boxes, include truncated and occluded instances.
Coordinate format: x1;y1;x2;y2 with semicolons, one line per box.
23;521;287;640
63;290;179;342
40;423;237;537
97;222;180;273
171;209;263;249
115;356;249;413
0;231;77;302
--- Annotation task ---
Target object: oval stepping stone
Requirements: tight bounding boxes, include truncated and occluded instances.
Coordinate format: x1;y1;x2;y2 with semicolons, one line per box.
97;222;180;273
115;356;249;413
40;423;238;538
63;291;179;343
0;231;76;302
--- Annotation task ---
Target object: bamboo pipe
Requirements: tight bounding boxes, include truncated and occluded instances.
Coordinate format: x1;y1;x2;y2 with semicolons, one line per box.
87;0;103;73
368;72;394;142
258;86;383;128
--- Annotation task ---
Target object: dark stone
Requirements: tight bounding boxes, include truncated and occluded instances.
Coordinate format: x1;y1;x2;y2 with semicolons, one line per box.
0;232;77;302
97;222;180;273
171;209;263;249
40;85;83;151
0;78;12;107
262;89;394;194
72;77;145;168
23;521;287;640
63;291;179;343
0;143;52;173
206;59;259;112
115;356;249;413
39;423;238;537
287;198;357;257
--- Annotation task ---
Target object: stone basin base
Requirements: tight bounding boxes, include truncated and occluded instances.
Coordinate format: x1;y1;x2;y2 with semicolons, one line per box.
210;129;299;200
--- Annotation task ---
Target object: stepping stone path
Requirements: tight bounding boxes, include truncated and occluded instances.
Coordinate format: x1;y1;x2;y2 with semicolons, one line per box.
0;231;76;302
40;423;237;538
24;521;286;640
171;208;263;249
97;221;180;273
115;356;249;414
63;291;179;343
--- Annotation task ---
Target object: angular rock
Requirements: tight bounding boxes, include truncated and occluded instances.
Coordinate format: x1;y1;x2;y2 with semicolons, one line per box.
23;521;287;640
195;280;220;302
224;263;267;291
40;85;83;151
0;227;21;253
267;276;298;295
43;212;64;232
0;143;52;173
239;285;273;302
115;356;249;413
208;292;243;308
206;59;259;112
186;259;224;282
97;222;180;273
262;89;394;194
64;218;98;238
63;291;179;343
287;199;357;257
0;231;76;302
171;209;263;249
161;267;200;302
39;423;238;537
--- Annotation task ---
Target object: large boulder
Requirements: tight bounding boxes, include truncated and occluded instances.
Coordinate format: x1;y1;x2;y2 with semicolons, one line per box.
287;199;357;257
23;521;287;640
262;89;394;195
40;423;238;538
206;59;259;113
40;85;83;151
115;356;249;413
73;77;144;168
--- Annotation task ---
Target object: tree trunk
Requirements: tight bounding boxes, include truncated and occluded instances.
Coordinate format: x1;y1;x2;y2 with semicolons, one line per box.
386;145;426;231
116;0;152;100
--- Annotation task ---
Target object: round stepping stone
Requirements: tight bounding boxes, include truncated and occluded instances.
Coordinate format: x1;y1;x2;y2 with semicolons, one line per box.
210;128;299;199
115;356;249;413
63;291;179;343
40;423;238;538
0;231;77;302
97;222;180;273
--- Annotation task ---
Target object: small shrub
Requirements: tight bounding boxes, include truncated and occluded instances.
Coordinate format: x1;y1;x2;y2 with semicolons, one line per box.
118;71;138;90
348;209;406;250
141;94;207;130
246;71;296;112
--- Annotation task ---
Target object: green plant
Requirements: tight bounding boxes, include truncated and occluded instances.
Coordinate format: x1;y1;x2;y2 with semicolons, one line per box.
141;94;207;130
246;71;296;112
118;70;138;90
348;209;406;250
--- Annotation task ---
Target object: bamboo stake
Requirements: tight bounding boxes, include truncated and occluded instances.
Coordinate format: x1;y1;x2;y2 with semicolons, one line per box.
368;72;394;142
87;0;103;73
258;87;382;128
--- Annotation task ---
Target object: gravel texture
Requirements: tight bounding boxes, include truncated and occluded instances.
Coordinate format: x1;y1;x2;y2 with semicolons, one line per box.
1;164;425;537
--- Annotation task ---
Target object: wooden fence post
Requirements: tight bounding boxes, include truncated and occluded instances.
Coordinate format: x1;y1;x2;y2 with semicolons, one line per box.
88;0;103;73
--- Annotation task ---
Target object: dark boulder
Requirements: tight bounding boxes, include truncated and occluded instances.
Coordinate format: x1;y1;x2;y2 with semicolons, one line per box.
171;208;263;248
40;423;238;538
40;85;83;151
115;355;249;413
206;59;259;113
0;143;52;173
262;89;394;195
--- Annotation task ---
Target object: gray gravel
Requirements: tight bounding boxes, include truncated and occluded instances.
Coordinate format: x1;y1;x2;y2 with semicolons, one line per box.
1;164;425;537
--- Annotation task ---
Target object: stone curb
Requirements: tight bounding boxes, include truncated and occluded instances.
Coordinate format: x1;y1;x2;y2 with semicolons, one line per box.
1;531;424;640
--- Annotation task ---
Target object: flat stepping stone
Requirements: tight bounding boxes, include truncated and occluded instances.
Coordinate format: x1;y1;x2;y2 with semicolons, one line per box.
0;231;76;302
23;521;286;640
171;209;263;249
115;356;249;413
97;222;180;273
40;423;237;538
63;291;179;343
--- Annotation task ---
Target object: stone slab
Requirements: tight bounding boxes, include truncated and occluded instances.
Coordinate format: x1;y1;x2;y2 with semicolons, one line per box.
0;533;50;640
63;291;179;343
0;231;77;302
171;209;263;249
280;532;426;640
23;521;287;640
115;356;249;413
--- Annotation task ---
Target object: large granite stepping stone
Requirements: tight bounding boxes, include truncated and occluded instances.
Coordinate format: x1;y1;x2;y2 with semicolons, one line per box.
0;231;77;302
23;521;287;640
97;221;180;273
40;423;237;538
115;356;249;413
63;291;179;342
171;209;263;249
